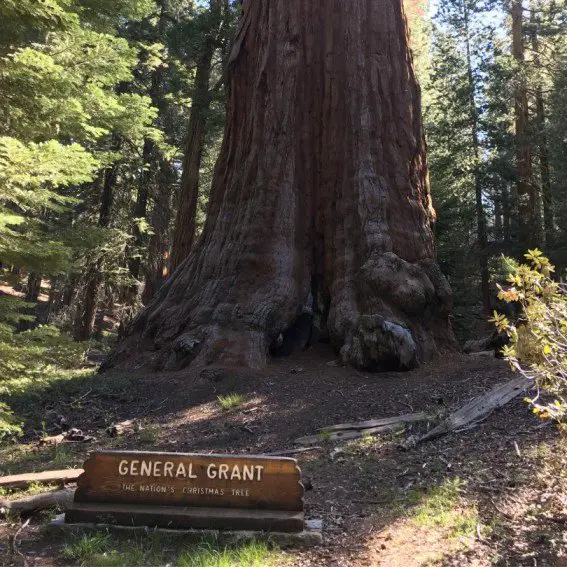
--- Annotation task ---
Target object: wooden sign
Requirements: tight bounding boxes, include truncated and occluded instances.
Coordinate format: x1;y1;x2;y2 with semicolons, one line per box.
66;451;306;532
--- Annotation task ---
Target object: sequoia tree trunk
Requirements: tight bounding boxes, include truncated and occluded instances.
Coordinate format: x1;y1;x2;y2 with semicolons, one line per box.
110;0;456;372
169;49;213;272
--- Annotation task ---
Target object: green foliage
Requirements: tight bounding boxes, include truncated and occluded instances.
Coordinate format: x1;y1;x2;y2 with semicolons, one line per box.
489;255;519;284
59;533;279;567
176;540;279;567
493;250;567;421
0;401;23;442
410;477;478;537
0;0;162;294
217;393;244;411
0;295;86;442
60;533;112;563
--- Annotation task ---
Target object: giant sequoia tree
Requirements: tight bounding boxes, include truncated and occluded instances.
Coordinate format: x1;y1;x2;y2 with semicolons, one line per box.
111;0;456;372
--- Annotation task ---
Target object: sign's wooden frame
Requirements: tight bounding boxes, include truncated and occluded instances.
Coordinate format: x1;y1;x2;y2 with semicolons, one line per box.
65;451;306;533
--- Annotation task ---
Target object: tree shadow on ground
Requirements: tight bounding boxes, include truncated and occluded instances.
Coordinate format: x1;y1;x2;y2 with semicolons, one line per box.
2;346;565;566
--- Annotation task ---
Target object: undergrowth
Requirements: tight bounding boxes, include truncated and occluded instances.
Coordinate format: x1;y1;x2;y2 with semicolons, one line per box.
59;533;282;567
217;393;244;411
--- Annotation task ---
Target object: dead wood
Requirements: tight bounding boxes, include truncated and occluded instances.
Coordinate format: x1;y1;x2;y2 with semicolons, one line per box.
0;469;83;490
322;412;428;432
9;517;31;566
37;434;65;446
401;376;532;449
295;413;429;446
1;488;75;516
106;419;141;437
263;447;323;456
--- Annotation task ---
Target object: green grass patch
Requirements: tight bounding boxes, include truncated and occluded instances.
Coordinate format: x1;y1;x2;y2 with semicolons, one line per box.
0;439;85;475
217;393;244;411
59;533;282;567
409;477;478;537
176;539;280;567
137;424;161;443
60;532;112;563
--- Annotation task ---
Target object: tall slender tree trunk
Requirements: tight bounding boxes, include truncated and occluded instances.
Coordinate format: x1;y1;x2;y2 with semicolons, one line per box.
110;0;456;372
512;0;538;250
24;273;41;303
530;5;554;248
169;50;215;272
502;184;511;244
494;197;502;241
17;272;42;331
74;163;117;341
142;160;175;304
129;138;155;285
463;1;490;316
128;0;168;293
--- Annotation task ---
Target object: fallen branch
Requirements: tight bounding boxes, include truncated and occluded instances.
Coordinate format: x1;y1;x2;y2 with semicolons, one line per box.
106;419;141;437
295;412;429;446
1;488;75;516
0;469;83;490
10;516;31;566
263;447;323;456
401;376;532;449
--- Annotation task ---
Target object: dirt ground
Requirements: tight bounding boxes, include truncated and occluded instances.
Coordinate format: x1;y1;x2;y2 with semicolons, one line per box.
1;345;566;566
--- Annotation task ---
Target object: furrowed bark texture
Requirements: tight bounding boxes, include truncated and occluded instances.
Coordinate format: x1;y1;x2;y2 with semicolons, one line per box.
111;0;456;371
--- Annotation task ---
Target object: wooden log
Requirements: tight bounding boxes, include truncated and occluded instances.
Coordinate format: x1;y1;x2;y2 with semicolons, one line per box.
263;447;323;456
106;419;141;437
1;488;75;515
402;376;532;448
321;412;428;432
0;469;83;490
294;412;429;446
65;502;305;533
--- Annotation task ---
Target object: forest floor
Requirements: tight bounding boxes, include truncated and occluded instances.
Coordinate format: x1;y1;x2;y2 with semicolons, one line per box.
1;345;566;566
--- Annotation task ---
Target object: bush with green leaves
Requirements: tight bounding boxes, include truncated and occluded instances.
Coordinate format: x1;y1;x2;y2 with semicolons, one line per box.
492;249;567;422
0;296;86;442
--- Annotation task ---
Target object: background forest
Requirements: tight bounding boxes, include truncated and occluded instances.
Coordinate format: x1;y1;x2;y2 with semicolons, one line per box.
1;0;567;437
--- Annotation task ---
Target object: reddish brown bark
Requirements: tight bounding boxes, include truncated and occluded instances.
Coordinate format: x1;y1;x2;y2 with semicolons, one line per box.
512;0;538;250
169;0;230;271
169;50;213;272
111;0;456;372
142;160;175;304
74;163;117;342
530;5;554;248
463;0;490;317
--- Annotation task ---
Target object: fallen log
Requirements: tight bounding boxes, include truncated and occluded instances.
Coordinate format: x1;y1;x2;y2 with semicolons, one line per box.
295;412;429;446
322;412;428;432
263;447;323;456
106;419;141;437
0;469;83;490
1;488;75;516
401;376;532;449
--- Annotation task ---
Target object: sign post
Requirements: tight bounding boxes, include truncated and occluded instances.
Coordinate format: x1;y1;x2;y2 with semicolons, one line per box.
63;451;309;534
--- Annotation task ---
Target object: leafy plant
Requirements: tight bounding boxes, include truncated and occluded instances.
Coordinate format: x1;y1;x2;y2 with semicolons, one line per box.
60;533;111;563
217;393;244;411
0;401;23;441
492;249;567;421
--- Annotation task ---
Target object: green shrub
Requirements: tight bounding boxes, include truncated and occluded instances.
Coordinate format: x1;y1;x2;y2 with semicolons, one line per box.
217;393;244;410
0;296;87;442
0;401;23;441
493;249;567;421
